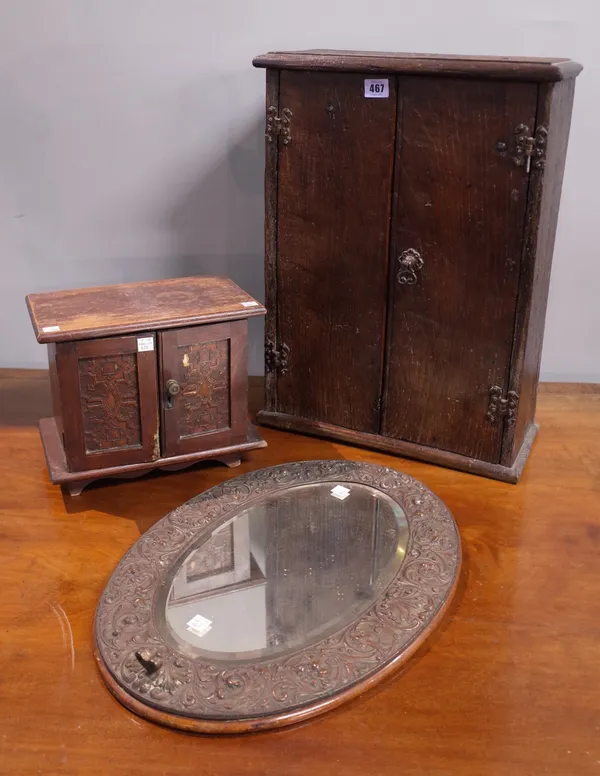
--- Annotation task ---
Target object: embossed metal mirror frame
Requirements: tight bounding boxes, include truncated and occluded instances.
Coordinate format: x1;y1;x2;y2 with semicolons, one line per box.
94;461;461;733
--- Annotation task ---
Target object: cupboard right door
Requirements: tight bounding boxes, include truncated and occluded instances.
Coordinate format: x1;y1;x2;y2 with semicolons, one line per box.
159;321;247;457
382;77;538;462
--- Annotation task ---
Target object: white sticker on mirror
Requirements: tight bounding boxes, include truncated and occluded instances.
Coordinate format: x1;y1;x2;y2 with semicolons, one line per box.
187;614;212;638
137;336;154;352
331;485;350;501
364;79;389;98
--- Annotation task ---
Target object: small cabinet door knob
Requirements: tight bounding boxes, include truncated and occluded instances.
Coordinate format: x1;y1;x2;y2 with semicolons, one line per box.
166;379;181;397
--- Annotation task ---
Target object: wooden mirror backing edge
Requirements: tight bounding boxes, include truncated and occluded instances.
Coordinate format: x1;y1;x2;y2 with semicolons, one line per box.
93;573;459;735
94;461;462;734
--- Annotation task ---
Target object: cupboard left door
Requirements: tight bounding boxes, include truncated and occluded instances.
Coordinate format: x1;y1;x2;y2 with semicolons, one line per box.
56;334;160;471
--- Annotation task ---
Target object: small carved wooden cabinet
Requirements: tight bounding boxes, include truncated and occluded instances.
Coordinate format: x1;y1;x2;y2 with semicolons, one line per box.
254;50;582;482
26;277;266;495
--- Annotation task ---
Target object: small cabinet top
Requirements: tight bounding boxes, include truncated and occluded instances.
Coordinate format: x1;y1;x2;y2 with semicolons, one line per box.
26;276;266;344
253;50;582;82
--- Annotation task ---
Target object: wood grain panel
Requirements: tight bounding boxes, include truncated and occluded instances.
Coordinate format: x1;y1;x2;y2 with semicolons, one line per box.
26;276;265;343
264;69;280;413
47;343;63;438
382;77;537;462
276;71;396;432
502;78;577;464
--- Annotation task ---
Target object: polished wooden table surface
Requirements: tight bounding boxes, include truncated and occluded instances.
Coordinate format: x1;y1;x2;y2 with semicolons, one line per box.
1;370;599;776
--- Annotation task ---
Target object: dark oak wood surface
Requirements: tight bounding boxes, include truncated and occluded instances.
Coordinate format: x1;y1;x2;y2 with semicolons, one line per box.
1;370;599;775
253;50;583;81
257;57;580;481
27;276;266;343
276;71;396;432
264;69;281;414
503;78;577;464
382;77;536;462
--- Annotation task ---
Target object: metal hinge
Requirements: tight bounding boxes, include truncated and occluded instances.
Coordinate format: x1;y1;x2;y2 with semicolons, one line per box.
265;340;290;375
486;386;519;426
266;107;293;145
513;124;548;173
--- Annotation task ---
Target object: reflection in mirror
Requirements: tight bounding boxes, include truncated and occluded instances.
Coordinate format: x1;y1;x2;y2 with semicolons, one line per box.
164;482;408;661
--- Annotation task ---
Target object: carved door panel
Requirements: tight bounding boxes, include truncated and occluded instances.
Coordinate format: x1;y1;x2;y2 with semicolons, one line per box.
382;77;537;462
58;333;160;471
159;321;248;457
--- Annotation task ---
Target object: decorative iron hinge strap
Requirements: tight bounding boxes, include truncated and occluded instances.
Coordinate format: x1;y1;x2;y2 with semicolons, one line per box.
265;340;290;375
486;386;519;426
513;124;548;173
266;107;292;145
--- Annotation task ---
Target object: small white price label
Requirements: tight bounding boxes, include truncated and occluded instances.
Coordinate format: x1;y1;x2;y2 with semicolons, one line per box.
364;78;389;99
42;325;60;333
137;336;154;352
240;300;259;307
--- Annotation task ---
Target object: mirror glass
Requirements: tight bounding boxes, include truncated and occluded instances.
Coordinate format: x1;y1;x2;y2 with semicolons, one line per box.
162;482;408;661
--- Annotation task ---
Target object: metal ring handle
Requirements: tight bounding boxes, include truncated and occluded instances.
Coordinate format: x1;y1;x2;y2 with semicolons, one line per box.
397;249;424;285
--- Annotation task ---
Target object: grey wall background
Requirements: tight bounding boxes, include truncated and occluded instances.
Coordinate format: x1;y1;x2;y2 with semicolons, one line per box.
0;0;597;379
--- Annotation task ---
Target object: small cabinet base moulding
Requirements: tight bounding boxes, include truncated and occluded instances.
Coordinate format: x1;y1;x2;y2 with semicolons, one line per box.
26;276;267;495
253;50;582;482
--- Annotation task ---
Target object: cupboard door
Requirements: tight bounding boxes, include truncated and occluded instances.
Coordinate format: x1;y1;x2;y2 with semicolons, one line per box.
275;71;397;433
382;77;537;462
159;321;247;457
58;334;159;471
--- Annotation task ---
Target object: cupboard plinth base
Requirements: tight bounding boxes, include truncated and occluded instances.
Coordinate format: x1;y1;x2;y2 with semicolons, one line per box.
256;410;538;483
39;417;267;496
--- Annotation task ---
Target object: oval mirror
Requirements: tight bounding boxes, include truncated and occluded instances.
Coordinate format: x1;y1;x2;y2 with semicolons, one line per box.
95;461;461;733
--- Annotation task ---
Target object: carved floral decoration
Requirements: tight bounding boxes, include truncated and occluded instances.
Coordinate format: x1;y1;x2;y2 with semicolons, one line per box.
95;461;460;721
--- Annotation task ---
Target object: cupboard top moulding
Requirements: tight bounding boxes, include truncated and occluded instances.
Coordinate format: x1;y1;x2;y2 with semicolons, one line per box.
27;276;266;345
252;50;583;82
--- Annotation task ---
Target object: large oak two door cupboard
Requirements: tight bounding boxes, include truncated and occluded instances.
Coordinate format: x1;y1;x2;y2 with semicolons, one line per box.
254;51;581;482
